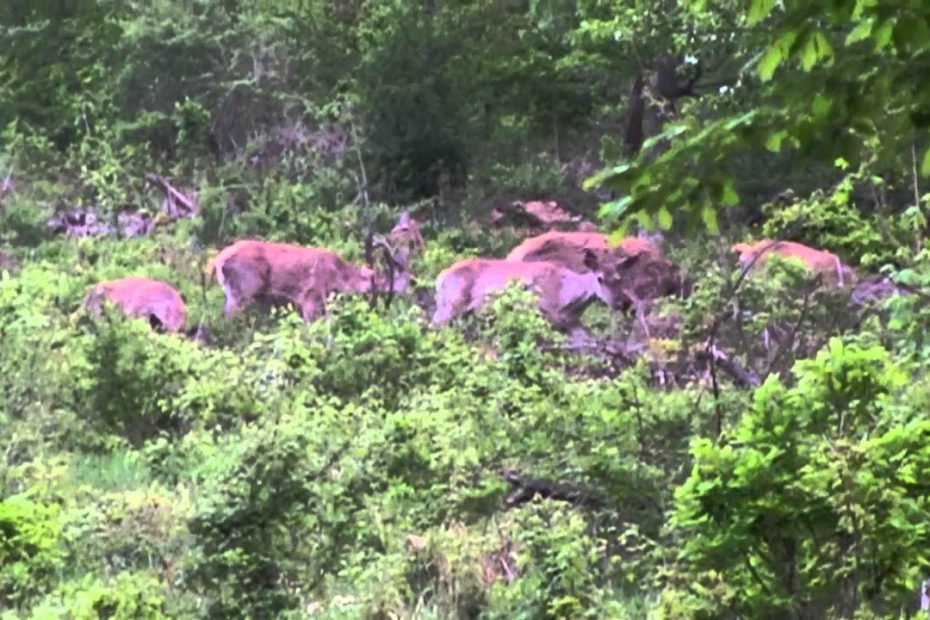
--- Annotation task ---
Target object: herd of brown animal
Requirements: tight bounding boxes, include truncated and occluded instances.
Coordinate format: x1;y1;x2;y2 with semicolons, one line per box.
81;204;863;340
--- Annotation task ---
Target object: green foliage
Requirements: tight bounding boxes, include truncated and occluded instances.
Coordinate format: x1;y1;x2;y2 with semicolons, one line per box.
588;0;930;234
0;494;63;610
760;171;887;267
667;340;926;618
77;314;202;445
487;505;608;619
3;1;930;618
28;571;169;619
187;416;314;617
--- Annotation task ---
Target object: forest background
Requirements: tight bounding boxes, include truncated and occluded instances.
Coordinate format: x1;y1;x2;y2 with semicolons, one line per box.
3;0;930;617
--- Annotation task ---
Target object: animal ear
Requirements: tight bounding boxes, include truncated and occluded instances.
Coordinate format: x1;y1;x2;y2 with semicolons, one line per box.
397;210;410;226
582;248;600;270
615;253;641;270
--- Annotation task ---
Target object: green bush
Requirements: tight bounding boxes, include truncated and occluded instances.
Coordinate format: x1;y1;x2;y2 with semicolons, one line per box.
27;571;169;619
0;493;63;610
666;339;927;618
77;315;203;445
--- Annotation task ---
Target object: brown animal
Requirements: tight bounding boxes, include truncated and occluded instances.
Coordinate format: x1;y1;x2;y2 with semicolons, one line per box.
506;231;661;270
83;277;187;333
432;250;625;332
731;240;855;287
207;239;408;321
506;231;686;338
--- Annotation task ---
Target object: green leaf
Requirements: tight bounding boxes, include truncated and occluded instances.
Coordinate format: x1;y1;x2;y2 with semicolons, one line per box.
812;93;832;118
800;31;833;71
766;130;788;152
634;210;653;229
845;18;873;45
657;206;673;230
701;204;719;232
598;196;633;219
758;45;782;81
921;146;930;177
721;179;739;207
873;18;895;50
748;0;776;25
584;163;634;191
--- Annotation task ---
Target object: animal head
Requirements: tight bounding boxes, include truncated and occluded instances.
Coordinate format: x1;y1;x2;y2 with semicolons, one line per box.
592;248;689;314
386;210;424;268
366;233;412;297
573;248;620;308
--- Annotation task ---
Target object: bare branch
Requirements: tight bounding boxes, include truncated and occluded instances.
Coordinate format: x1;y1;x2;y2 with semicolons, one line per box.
501;469;606;510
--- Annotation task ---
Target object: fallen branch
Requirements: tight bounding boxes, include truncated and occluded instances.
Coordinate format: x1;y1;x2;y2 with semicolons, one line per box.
144;173;198;219
501;468;606;510
697;345;760;388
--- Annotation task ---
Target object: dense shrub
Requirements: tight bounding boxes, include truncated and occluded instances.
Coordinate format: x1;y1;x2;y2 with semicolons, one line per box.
3;1;930;617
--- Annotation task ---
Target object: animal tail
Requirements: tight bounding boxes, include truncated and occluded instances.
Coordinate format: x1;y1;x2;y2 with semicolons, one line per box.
431;270;456;325
204;248;228;288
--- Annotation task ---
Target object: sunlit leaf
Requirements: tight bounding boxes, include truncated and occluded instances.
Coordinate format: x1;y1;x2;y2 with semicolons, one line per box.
598;195;634;220
657;206;673;230
873;18;895;50
721;179;739;207
845;18;873;45
758;45;782;81
748;0;776;25
766;130;788;152
701;203;719;232
584;163;633;191
812;93;832;118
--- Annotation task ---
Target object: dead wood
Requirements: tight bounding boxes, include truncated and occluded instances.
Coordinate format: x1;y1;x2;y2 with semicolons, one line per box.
501;468;607;510
144;173;198;220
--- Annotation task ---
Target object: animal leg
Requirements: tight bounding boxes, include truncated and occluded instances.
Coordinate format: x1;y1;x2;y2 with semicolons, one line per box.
300;292;326;322
833;255;844;287
635;301;651;340
220;261;265;319
431;273;469;326
223;282;243;319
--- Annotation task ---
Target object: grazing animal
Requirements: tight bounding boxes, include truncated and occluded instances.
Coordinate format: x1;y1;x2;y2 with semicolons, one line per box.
731;240;855;287
505;231;662;272
83;277;186;333
206;239;407;321
506;231;687;338
432;250;623;332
